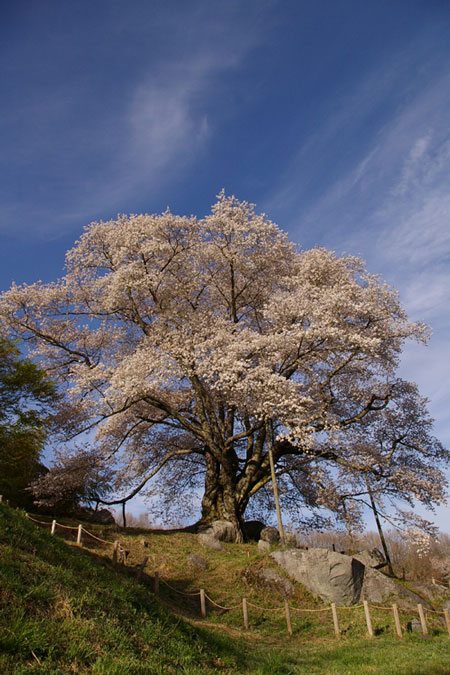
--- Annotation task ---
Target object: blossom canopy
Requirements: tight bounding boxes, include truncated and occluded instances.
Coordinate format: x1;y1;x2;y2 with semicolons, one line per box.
0;193;443;539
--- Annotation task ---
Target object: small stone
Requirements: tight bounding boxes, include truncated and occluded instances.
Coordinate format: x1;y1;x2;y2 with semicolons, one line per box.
260;526;280;544
407;618;422;633
258;539;271;553
188;553;209;570
198;533;224;551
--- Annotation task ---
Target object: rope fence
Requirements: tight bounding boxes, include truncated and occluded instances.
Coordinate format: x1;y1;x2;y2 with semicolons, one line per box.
21;509;450;641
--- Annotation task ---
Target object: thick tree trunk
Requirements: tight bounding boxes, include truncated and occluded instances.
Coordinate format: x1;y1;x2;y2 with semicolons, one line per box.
200;454;245;542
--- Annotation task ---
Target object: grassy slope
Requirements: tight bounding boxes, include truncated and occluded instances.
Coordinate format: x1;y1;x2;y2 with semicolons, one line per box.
0;506;258;674
1;507;450;674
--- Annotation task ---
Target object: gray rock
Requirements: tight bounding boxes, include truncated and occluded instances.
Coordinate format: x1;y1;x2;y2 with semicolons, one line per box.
407;618;422;633
258;539;271;553
243;520;266;541
198;520;237;542
78;507;115;524
260;526;280;544
188;553;209;570
353;548;387;569
198;533;224;551
272;548;364;606
361;567;432;609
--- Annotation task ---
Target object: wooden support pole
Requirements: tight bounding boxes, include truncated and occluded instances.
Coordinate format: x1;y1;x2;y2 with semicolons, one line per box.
77;524;82;545
331;603;340;638
242;598;249;630
51;520;56;535
392;604;403;638
417;604;428;636
200;589;206;618
285;601;293;636
363;600;374;638
137;556;148;582
443;609;450;638
0;495;2;503
154;571;159;596
266;422;286;547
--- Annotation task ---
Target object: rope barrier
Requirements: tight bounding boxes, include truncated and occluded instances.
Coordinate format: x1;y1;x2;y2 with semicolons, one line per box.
159;578;201;597
424;608;445;615
25;515;52;526
80;527;113;545
203;592;241;611
289;605;333;613
246;600;284;612
54;523;78;531
24;513;450;630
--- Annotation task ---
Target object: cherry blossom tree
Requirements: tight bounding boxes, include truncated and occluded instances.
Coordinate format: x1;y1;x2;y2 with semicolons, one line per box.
0;192;444;540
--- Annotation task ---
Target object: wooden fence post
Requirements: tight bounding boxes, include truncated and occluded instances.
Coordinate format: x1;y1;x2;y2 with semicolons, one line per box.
77;524;82;545
331;603;340;638
417;604;428;636
0;495;2;503
112;540;119;564
137;556;148;582
242;598;249;630
51;520;56;535
392;604;403;638
284;601;293;635
200;589;206;618
363;600;374;638
443;609;450;638
154;571;159;596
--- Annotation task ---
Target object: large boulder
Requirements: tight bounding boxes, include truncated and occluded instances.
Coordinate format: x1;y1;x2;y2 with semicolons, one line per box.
272;547;434;609
197;520;237;542
353;548;387;570
361;567;432;609
272;548;364;606
260;526;280;544
91;508;116;525
75;507;115;525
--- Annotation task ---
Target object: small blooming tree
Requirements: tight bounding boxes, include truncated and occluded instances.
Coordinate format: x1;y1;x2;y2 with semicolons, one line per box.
331;379;447;566
0;193;445;540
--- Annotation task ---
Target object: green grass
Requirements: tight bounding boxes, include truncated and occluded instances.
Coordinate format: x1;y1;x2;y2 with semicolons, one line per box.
1;506;449;674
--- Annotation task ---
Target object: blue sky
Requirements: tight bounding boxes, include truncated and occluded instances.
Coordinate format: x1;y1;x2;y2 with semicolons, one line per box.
1;1;450;531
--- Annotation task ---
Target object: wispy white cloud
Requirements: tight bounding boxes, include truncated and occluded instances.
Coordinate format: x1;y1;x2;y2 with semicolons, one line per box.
265;39;450;529
0;3;268;237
